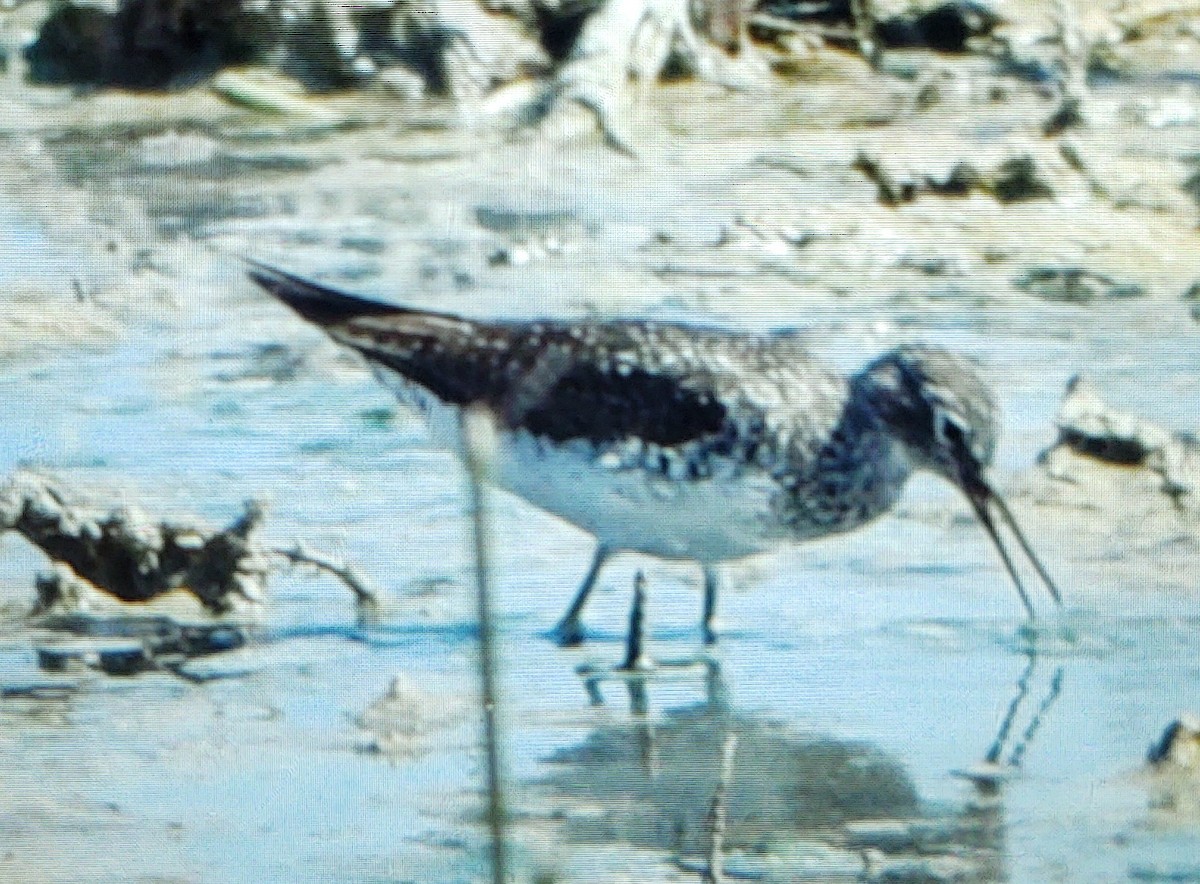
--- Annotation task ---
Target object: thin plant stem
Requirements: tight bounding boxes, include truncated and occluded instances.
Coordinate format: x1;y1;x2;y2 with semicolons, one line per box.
703;732;738;884
461;407;508;884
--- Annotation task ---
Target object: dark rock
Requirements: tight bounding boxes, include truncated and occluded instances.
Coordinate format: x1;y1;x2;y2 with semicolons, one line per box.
1042;96;1085;136
876;2;1002;53
1149;715;1200;769
36;645;81;672
1184;281;1200;321
25;0;257;89
1183;168;1200;206
1038;376;1200;515
34;616;250;678
853;150;1052;205
535;1;593;61
990;156;1054;202
97;644;153;676
1014;266;1145;303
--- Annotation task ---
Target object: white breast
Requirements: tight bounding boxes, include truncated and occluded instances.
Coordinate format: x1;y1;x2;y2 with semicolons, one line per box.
491;430;789;561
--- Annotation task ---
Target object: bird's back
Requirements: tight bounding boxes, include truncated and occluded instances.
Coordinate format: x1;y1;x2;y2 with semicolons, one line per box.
251;264;908;557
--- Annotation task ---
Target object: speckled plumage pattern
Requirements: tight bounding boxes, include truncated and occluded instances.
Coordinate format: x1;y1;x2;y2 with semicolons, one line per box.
251;263;1055;643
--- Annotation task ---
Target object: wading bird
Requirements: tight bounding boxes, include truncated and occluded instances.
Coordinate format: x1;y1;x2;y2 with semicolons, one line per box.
249;262;1061;645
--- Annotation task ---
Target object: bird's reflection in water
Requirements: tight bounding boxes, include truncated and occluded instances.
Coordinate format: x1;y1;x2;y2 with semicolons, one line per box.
551;649;1065;882
957;648;1065;791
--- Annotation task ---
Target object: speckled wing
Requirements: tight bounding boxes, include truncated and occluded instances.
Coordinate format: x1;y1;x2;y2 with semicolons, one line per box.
248;263;736;448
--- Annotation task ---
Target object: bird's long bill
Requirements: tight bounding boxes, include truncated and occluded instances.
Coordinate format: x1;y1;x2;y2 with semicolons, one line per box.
960;475;1063;619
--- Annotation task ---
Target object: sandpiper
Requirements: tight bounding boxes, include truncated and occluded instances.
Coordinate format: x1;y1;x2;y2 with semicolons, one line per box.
249;262;1061;645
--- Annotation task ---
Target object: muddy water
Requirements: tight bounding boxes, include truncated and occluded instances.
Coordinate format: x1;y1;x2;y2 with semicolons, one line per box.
1;67;1200;883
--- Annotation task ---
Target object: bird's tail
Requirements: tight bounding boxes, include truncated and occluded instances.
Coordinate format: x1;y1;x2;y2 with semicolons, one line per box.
244;258;507;408
244;259;408;327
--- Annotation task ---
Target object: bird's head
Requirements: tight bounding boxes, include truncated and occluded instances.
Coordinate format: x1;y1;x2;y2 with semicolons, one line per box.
855;346;1061;617
857;346;997;483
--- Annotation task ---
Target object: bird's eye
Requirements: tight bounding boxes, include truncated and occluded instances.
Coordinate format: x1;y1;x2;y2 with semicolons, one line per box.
934;410;969;449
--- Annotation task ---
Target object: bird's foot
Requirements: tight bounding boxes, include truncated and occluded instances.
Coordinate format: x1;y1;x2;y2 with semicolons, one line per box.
617;654;656;673
551;618;587;647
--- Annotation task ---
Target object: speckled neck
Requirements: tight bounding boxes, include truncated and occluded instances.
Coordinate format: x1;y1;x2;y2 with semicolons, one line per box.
776;388;914;539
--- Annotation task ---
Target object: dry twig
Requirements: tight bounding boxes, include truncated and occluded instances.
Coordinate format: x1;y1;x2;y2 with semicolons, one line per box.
270;544;379;606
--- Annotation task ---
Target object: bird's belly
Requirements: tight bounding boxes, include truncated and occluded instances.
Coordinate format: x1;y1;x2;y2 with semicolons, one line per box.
490;431;787;561
376;379;789;560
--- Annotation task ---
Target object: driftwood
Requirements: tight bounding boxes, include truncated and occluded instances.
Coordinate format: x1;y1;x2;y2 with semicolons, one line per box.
544;0;771;151
15;0;784;147
0;471;378;616
1149;714;1200;769
0;472;268;615
0;472;383;679
19;0;552;92
1040;376;1200;514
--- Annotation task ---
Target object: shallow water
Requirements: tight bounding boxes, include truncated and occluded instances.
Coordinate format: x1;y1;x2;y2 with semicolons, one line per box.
2;69;1200;882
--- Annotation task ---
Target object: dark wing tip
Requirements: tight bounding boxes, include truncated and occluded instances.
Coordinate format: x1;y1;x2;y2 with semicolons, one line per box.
244;258;402;326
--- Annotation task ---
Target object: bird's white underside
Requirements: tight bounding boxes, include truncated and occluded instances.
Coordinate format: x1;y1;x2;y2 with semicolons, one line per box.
373;365;791;561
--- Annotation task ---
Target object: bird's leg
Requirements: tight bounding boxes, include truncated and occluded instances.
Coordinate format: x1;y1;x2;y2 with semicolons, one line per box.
619;571;653;672
552;544;613;646
701;563;720;645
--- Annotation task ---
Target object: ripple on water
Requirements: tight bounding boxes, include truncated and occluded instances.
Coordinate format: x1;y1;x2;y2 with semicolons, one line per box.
883;610;1200;659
